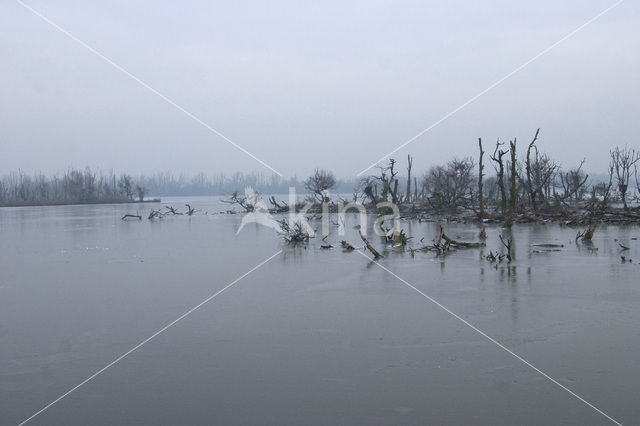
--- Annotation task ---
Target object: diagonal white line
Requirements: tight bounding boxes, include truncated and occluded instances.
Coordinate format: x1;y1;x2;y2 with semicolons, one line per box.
16;0;283;177
356;0;624;176
18;250;283;426
357;250;622;425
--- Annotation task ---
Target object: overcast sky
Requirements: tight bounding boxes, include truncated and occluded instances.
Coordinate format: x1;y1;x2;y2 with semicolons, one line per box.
1;0;638;178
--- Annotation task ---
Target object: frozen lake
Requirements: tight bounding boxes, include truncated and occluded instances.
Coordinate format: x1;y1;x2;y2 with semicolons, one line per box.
1;197;639;425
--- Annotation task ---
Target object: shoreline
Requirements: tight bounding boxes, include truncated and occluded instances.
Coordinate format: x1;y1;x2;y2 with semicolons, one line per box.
0;198;161;208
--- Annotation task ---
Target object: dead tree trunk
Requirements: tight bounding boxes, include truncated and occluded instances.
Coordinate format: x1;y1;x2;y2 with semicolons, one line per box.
392;179;399;204
506;139;518;228
491;141;508;216
478;138;485;219
525;128;541;211
389;159;400;204
405;154;413;203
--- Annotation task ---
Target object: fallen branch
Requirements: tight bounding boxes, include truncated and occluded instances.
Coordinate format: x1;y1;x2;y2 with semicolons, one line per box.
486;250;507;263
359;230;383;258
278;219;310;243
148;209;164;220
164;205;182;215
499;235;513;262
122;214;142;220
341;240;355;251
440;227;486;248
268;196;289;212
410;232;450;255
617;241;630;251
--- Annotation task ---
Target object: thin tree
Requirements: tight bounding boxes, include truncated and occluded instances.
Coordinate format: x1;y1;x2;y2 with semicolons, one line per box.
525;128;543;210
422;158;474;211
135;185;146;202
118;174;134;199
558;159;589;202
478;138;485;219
610;145;640;210
505;139;518;227
524;140;557;210
405;154;413;203
304;169;336;202
490;140;508;215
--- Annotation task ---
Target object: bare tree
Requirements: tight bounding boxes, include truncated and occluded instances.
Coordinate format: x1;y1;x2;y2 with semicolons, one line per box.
358;176;380;204
376;159;401;204
524;129;538;209
135;185;146;202
490;140;508;215
558;159;589;202
304;169;336;202
610;145;640;209
478;138;485;219
118;174;134;199
223;190;254;212
422;157;475;211
83;167;97;202
588;166;614;218
405;154;413;203
505;139;518;227
524;129;558;211
359;159;402;204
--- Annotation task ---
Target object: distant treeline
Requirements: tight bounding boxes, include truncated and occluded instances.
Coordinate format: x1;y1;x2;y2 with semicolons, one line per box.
0;169;144;207
0;168;358;207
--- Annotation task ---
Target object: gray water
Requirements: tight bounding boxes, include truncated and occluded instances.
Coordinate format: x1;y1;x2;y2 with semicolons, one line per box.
1;197;639;425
